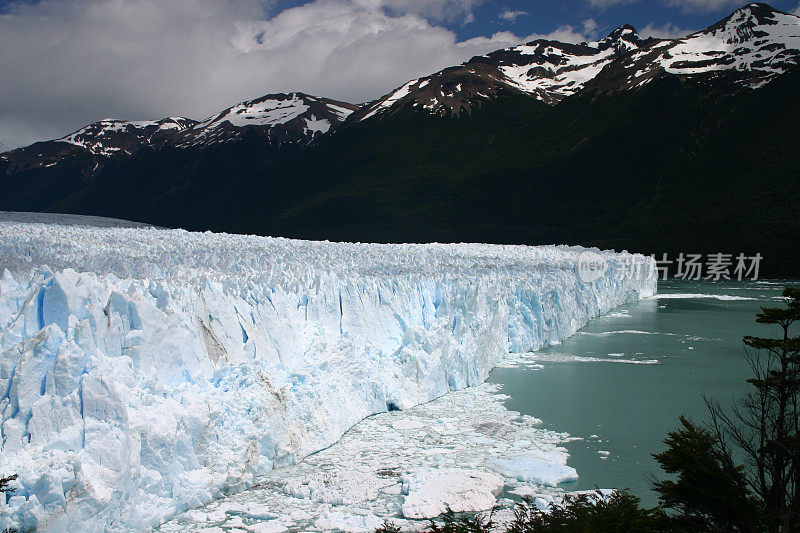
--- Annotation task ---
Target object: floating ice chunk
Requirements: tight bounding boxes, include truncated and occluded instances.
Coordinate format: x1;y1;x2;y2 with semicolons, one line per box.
159;383;584;530
651;293;757;301
485;452;578;486
601;310;630;318
401;468;504;519
282;470;398;505
249;522;288;533
313;511;385;532
391;419;425;431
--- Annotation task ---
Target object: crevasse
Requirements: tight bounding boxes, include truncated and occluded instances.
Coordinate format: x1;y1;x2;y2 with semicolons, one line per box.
0;220;656;532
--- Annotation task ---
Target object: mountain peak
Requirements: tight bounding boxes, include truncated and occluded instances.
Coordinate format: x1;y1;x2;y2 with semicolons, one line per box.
244;91;313;104
608;24;638;36
701;1;798;46
598;24;645;52
174;92;358;149
732;2;781;17
728;2;786;23
57;117;196;156
715;3;789;29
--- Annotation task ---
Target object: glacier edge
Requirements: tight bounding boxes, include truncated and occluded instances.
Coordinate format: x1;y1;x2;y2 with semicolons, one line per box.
0;220;656;532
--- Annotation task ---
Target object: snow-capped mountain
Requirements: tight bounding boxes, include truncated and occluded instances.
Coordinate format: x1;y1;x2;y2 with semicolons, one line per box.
352;62;519;121
174;92;358;148
58;117;197;156
0;117;196;176
0;3;798;267
588;3;800;92
3;4;797;166
350;24;651;120
488;25;648;102
354;3;799;120
0;93;356;177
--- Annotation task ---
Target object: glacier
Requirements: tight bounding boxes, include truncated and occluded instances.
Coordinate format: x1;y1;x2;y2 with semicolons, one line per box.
159;381;587;532
0;215;655;531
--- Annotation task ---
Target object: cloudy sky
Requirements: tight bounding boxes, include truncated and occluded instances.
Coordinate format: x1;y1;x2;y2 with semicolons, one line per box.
1;0;799;145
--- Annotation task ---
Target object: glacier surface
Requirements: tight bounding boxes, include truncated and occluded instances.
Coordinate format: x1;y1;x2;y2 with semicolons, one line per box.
0;216;655;531
158;382;582;532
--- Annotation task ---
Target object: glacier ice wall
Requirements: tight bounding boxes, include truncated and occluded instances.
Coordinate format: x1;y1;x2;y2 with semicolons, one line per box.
0;220;655;531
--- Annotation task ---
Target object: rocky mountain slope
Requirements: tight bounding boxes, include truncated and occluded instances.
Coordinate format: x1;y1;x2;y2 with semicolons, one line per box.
173;93;357;149
2;117;197;177
0;92;355;177
353;3;799;120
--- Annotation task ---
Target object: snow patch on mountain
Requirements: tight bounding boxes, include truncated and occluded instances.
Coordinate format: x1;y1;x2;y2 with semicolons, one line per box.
303;116;331;134
57;117;196;156
498;25;647;101
662;4;799;78
201;97;310;129
499;44;615;99
177;92;357;148
361;80;418;120
355;25;649;121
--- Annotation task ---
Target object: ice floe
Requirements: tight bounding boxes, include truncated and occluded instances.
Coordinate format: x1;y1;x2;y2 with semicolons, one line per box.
158;384;585;532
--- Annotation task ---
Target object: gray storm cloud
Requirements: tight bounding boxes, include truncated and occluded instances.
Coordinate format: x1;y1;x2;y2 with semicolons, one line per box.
0;0;589;144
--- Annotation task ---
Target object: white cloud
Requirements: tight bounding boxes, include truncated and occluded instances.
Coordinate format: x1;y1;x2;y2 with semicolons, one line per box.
498;9;529;22
0;0;586;144
589;0;747;13
586;0;637;9
582;18;599;39
527;25;595;44
664;0;742;13
368;0;485;24
640;22;695;39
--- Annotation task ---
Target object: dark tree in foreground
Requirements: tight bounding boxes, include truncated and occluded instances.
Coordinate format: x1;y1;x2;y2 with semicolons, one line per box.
706;287;800;532
652;416;762;532
506;491;664;533
375;523;402;533
377;509;494;533
651;287;800;532
425;510;494;533
377;492;665;533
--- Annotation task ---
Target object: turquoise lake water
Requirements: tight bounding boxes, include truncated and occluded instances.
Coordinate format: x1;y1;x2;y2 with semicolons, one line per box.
488;279;791;506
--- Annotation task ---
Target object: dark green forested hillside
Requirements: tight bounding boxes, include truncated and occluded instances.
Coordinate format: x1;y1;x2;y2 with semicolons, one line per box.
8;68;799;276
